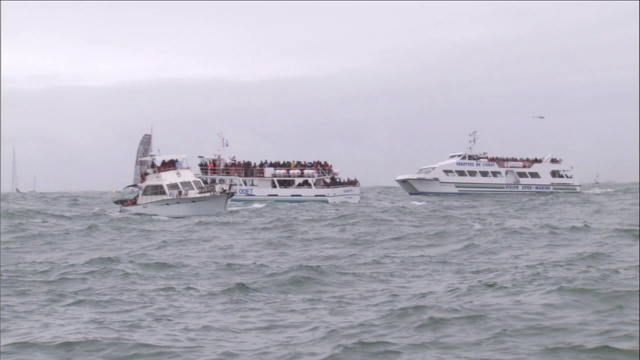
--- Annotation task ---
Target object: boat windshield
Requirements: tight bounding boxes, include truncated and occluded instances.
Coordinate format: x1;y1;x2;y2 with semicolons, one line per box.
418;167;435;175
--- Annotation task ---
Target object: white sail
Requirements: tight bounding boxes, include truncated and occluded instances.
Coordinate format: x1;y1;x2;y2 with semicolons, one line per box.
133;134;152;184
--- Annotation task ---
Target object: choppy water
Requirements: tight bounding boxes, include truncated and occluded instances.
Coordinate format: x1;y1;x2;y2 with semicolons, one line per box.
1;183;638;360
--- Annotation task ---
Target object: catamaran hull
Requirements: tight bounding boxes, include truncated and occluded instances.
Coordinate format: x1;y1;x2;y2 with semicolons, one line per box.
119;193;234;217
396;178;581;194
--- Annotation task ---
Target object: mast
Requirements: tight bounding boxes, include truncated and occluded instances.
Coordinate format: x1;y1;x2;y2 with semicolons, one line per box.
12;147;19;193
149;125;155;156
217;132;230;155
133;133;153;184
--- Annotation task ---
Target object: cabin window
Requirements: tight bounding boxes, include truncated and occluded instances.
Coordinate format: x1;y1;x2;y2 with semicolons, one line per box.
180;181;196;191
276;179;294;188
479;171;491;177
528;172;541;179
444;170;455;177
142;184;167;196
491;171;503;178
551;170;565;178
467;170;478;177
193;180;205;190
167;183;181;191
516;172;529;178
455;170;467;177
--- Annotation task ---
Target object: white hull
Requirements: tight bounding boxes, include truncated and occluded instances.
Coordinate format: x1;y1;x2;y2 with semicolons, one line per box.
199;172;360;204
231;185;360;204
396;178;581;194
119;192;233;217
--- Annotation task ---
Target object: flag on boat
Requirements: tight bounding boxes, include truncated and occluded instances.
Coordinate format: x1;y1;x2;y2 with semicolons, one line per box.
222;138;229;147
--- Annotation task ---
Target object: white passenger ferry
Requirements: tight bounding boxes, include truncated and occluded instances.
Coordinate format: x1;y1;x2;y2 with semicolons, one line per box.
395;132;581;194
196;155;361;203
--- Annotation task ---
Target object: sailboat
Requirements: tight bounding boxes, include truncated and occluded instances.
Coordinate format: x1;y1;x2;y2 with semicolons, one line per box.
593;173;600;185
12;147;22;193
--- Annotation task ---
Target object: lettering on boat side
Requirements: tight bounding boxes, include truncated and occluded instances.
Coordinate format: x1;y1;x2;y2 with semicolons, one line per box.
456;162;496;167
505;185;552;191
237;188;254;195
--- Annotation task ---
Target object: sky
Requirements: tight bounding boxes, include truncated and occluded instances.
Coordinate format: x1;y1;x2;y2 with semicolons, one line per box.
1;1;638;192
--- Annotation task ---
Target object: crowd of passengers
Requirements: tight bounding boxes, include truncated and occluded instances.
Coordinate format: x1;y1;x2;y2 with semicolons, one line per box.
198;159;337;177
467;155;562;164
327;176;360;187
150;159;184;172
140;158;183;181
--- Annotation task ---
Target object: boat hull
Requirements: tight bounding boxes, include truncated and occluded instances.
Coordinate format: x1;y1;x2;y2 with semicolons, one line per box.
396;178;581;194
231;186;360;204
199;174;360;204
119;192;234;217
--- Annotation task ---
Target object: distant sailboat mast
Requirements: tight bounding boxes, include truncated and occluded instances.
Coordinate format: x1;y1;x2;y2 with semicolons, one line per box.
12;147;21;193
30;175;37;193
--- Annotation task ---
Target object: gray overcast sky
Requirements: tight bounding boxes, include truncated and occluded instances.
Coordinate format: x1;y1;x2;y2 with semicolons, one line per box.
1;1;638;192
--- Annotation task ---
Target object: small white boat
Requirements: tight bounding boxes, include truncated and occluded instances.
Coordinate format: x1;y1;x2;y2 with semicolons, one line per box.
396;131;581;194
113;134;234;217
196;155;361;204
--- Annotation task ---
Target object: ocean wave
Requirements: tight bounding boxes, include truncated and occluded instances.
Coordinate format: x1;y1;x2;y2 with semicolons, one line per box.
1;185;638;360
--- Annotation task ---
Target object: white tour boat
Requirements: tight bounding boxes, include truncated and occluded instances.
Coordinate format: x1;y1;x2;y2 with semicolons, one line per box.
396;131;581;194
113;134;234;217
196;155;361;203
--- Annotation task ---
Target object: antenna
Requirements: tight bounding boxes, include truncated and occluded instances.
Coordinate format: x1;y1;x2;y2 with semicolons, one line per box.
467;130;478;153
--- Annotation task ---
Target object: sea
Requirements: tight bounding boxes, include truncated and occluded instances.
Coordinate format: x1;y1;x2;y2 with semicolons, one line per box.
1;183;638;360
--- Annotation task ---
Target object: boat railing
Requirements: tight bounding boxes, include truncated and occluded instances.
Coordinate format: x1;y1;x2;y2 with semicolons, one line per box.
199;167;336;178
492;158;563;168
146;165;191;174
496;161;535;169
